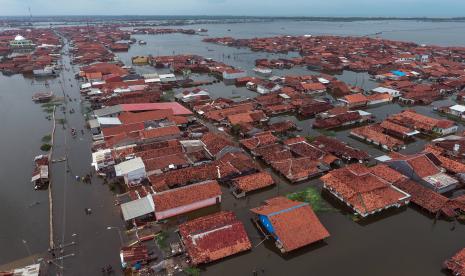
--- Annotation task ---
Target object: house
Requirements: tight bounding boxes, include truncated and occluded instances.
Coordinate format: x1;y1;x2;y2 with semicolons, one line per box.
366;93;393;106
201;132;239;159
271;157;324;183
371;87;401;98
339;93;368;108
250;197;330;253
175;88;210;103
178;211;251;264
388;110;457;136
310;135;370;162
300;82;327;94
379;120;420;140
230;171;275;198
91;149;115;171
313;110;370;129
320;164;411;217
114;157;147;187
350;124;405;151
240;131;278;152
120;245;150;269
385;153;459;194
444;104;465;119
120;195;155;222
443;248;465;276
222;69;247;84
140;125;181;143
152;180;222;220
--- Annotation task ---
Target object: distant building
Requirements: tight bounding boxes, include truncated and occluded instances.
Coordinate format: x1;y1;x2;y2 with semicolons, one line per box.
9;34;35;49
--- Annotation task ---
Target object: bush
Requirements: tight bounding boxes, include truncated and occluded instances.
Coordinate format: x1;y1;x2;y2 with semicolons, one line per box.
40;143;52;152
287;187;333;213
42;134;52;142
184;267;201;276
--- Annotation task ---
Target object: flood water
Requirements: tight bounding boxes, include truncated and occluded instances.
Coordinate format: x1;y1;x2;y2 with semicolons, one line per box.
1;19;465;275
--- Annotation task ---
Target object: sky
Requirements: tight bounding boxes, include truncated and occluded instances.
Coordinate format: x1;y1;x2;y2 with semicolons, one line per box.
0;0;464;17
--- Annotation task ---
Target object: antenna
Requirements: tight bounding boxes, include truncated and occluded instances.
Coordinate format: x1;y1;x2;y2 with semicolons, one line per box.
28;6;32;23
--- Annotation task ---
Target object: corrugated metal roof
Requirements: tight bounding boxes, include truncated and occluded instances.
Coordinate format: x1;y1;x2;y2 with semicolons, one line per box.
121;196;154;221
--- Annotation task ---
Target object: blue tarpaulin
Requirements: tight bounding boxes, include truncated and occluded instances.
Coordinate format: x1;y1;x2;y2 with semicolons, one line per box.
391;70;406;77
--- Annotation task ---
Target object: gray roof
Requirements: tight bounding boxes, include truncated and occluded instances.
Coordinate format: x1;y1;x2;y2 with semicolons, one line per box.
115;157;145;176
121;196;154;221
93;105;123;117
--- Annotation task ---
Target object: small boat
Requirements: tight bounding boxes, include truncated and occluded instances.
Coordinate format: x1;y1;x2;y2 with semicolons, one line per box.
138;40;147;45
32;91;53;102
253;67;272;77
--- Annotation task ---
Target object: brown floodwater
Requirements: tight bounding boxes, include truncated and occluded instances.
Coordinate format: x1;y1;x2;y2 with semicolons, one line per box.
1;20;465;275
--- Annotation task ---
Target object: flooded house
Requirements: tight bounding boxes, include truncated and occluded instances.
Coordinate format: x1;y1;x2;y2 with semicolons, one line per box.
443;248;465;276
310;135;370;162
114;157;147;188
321;164;411;218
384;153;460;194
350;124;406;151
250;197;330;253
178;211;251;265
152;180;222;220
31;155;49;190
387;110;458;136
230;171;275;198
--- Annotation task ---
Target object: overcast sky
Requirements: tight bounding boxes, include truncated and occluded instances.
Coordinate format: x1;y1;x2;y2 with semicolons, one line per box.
1;0;464;17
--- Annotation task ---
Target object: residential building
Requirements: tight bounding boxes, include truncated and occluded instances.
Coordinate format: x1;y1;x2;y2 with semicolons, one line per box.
178;211;251;264
321;164;411;217
250;197;330;253
152;180;222;220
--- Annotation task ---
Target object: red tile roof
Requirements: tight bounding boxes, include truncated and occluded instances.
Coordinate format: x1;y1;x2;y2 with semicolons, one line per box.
120;102;193;115
118;110;174;124
271;157;320;182
152;180;221;212
140;125;181;140
251;197;330;252
102;122;144;138
444;248;465;276
201;132;234;157
321;164;410;216
232;171;274;193
179;211;251;264
404;154;441;178
240;132;278;151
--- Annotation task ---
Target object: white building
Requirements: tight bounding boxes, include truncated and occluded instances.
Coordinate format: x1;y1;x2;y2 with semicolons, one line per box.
371;87;401;98
114;157;147;187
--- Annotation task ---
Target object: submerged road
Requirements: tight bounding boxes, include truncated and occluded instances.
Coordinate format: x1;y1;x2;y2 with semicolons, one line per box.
46;38;125;275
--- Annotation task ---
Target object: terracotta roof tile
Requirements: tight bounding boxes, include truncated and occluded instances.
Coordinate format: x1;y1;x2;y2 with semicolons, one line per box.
251;197;330;252
153;180;221;212
232;171;274;193
179;211;251;264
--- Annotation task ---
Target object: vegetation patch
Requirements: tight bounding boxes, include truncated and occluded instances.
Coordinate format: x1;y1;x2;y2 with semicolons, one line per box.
40;143;52;152
155;231;169;250
41;134;52;142
184;267;201;276
160;90;175;102
287;186;334;213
